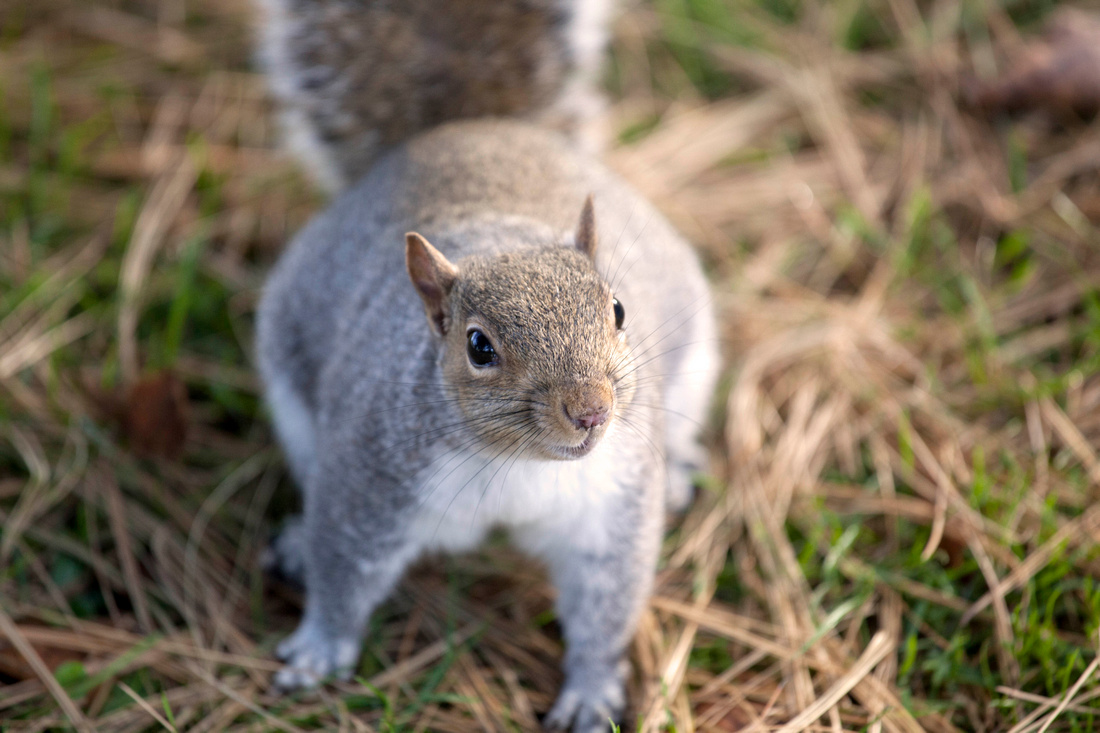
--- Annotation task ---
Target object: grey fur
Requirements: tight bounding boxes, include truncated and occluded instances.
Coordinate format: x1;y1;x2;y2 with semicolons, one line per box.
257;120;718;732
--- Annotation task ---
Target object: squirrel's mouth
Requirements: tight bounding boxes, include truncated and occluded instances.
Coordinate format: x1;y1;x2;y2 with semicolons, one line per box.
551;429;601;460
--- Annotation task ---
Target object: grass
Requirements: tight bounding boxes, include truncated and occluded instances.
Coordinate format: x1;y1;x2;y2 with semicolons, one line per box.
3;0;1100;730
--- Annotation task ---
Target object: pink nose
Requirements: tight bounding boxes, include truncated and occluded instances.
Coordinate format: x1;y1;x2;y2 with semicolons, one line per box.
566;405;609;430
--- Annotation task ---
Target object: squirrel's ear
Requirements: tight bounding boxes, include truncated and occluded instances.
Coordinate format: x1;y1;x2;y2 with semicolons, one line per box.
406;232;459;335
574;194;597;259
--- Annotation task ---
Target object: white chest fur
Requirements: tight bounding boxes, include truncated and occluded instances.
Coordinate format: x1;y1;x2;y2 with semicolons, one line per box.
410;426;632;556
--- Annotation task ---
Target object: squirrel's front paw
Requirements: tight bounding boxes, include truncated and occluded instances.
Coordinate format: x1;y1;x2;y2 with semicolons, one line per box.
544;661;628;733
272;621;360;692
262;515;308;588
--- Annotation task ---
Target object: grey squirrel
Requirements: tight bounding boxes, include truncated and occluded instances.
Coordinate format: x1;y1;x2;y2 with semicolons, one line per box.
254;2;719;731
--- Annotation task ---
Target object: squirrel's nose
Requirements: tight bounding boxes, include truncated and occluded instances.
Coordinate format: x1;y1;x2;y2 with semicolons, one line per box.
562;386;612;430
566;405;609;430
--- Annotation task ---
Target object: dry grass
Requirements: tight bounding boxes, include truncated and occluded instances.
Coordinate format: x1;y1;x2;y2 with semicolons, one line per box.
3;0;1100;731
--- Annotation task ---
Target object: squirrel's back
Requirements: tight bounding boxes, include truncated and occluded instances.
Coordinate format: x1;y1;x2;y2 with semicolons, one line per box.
257;0;612;192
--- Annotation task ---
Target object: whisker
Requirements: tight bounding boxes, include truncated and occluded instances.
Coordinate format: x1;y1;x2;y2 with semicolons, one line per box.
615;337;722;386
608;212;654;294
615;413;673;499
494;423;544;518
627;366;724;384
619;401;705;430
471;421;543;528
430;422;539;541
601;201;639;285
415;429;507;497
612;293;714;376
334;395;544;426
376;409;533;455
415;414;536;506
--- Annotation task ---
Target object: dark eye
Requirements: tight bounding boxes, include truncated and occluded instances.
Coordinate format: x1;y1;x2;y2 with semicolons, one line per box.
612;298;625;330
467;329;498;367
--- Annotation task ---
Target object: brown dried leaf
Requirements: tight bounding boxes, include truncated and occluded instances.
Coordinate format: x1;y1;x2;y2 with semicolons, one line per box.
965;9;1100;118
123;371;189;459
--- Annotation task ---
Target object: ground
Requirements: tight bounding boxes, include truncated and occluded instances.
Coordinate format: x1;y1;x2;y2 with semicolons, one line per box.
2;0;1100;731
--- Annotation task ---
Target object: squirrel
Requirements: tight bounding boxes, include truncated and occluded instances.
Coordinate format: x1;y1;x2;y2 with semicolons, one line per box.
253;2;719;731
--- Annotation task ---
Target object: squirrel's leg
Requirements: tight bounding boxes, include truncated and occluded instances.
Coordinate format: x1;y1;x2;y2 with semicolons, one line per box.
272;467;418;691
524;486;663;733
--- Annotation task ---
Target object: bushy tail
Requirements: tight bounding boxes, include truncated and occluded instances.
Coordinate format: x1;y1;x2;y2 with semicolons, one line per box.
256;0;613;192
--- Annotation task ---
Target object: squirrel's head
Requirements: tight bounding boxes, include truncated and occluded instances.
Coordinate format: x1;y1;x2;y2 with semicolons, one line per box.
405;197;636;461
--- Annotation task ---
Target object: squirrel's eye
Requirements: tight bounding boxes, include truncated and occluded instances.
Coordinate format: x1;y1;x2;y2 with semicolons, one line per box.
612;298;625;330
467;329;498;367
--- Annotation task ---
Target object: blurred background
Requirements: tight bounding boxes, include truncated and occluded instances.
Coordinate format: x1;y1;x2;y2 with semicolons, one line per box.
2;0;1100;730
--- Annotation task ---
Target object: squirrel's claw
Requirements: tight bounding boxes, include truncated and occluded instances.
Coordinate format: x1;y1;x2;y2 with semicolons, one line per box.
543;671;626;733
271;622;359;693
